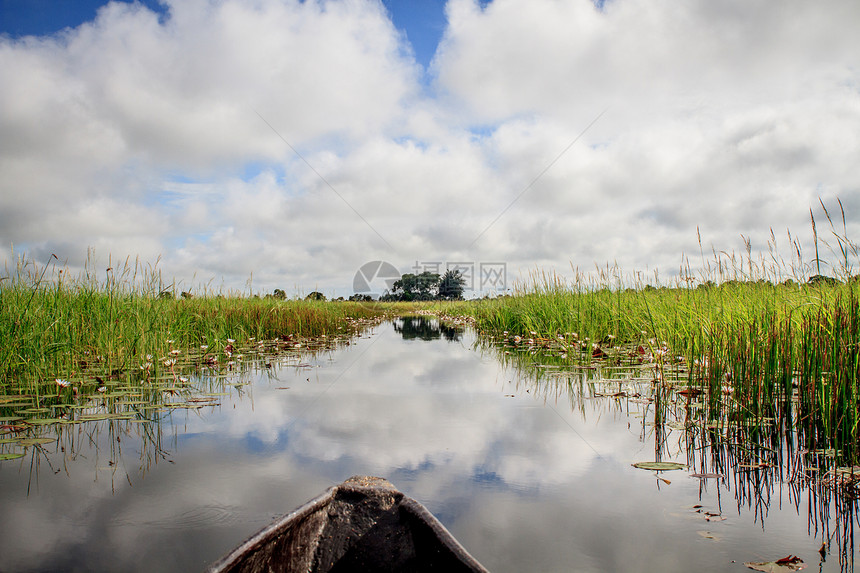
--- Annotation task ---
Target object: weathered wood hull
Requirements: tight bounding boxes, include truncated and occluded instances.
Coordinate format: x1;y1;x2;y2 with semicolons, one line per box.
206;476;489;573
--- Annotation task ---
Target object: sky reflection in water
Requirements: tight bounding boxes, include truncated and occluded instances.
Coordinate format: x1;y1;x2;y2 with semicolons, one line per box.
0;318;852;572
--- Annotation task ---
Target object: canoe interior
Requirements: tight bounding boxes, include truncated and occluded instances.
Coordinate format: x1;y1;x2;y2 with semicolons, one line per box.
207;476;489;573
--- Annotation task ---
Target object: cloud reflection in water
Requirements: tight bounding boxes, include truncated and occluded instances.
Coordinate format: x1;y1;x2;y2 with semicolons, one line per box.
0;319;843;572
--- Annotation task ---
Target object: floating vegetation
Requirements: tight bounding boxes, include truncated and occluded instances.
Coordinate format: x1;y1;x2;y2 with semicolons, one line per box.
744;556;806;572
23;418;63;426
632;461;687;471
17;437;54;446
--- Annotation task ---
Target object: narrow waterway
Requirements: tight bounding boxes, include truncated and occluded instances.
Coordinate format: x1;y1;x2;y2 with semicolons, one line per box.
0;318;854;572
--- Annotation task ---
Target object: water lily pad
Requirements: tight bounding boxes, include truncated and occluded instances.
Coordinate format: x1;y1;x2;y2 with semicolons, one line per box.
2;403;33;409
0;416;23;423
16;407;50;415
632;461;687;471
0;452;25;461
18;437;54;446
104;392;131;398
78;414;114;421
24;418;63;425
744;555;806;572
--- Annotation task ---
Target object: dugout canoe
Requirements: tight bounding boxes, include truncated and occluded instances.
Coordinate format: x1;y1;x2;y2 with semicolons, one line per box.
206;475;489;573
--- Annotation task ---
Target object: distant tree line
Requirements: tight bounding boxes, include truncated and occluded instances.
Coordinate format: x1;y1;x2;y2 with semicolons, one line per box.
379;269;466;301
252;270;468;302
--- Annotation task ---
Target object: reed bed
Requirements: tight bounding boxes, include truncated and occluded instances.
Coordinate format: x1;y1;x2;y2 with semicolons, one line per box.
466;211;860;460
471;279;860;458
0;254;385;389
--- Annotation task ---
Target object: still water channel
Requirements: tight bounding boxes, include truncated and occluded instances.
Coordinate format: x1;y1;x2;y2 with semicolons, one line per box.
0;317;856;572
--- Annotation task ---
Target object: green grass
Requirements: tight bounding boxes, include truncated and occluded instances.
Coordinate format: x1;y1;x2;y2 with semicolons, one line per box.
461;267;860;459
0;255;388;389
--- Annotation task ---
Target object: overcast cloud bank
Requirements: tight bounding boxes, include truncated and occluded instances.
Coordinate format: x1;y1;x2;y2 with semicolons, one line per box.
2;0;859;296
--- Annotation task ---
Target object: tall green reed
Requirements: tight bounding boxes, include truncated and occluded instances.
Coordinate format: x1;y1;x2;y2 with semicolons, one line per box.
0;253;383;390
468;202;860;460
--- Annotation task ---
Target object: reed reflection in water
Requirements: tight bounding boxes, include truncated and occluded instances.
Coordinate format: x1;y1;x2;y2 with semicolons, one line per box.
1;318;858;571
483;332;860;571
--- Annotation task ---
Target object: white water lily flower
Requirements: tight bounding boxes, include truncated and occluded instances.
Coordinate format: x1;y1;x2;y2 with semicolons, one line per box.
55;378;70;387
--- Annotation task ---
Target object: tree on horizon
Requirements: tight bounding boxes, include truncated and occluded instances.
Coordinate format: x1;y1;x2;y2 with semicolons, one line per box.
438;269;466;300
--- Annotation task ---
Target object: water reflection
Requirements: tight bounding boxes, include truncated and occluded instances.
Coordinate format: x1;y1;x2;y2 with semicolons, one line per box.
393;315;463;341
1;321;858;572
481;335;860;571
0;334;353;492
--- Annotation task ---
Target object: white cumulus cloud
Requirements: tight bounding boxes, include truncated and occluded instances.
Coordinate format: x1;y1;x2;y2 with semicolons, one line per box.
2;0;859;294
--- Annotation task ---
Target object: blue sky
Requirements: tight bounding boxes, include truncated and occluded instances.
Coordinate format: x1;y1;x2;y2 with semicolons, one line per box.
1;0;168;35
1;0;859;297
1;0;447;68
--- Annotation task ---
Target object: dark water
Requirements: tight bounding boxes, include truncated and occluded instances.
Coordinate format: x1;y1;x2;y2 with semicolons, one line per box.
0;318;855;572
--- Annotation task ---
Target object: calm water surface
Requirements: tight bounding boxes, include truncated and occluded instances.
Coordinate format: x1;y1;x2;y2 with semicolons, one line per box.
0;318;855;572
